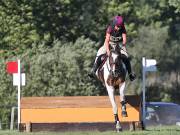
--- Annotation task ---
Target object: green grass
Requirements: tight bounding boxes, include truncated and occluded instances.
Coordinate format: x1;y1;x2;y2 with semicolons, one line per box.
0;126;179;135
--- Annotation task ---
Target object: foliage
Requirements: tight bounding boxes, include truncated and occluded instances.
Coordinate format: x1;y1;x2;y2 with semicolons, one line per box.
20;37;104;97
169;0;180;13
0;0;39;51
0;59;17;129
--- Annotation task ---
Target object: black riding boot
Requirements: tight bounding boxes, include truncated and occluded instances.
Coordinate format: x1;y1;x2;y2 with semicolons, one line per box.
88;56;102;78
88;63;99;78
121;55;136;81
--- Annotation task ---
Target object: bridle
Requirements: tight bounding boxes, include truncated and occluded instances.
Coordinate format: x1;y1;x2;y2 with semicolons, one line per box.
108;49;121;78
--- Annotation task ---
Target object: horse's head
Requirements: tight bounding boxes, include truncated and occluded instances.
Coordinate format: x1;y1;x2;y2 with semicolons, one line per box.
108;47;121;78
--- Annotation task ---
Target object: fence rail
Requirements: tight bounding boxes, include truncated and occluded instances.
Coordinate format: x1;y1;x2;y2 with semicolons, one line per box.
20;95;143;132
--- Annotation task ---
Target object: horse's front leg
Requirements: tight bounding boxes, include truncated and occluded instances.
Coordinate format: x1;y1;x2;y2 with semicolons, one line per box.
119;82;128;117
106;84;122;132
114;114;122;132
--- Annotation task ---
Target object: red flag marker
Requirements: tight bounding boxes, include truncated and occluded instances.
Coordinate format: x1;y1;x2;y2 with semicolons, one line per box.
6;61;18;74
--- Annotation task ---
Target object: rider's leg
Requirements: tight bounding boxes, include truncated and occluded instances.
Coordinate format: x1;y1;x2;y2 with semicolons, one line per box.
88;45;106;78
90;56;102;74
121;54;136;81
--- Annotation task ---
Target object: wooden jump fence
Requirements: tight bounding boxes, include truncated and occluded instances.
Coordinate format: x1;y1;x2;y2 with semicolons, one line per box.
20;95;143;132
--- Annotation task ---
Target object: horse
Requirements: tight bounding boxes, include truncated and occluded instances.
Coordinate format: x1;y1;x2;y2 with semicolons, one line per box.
96;45;127;132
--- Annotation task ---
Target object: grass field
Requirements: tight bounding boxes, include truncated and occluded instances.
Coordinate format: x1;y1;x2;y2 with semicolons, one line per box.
0;126;179;135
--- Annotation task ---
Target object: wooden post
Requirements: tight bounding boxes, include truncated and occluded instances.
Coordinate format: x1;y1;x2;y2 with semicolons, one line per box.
0;120;2;130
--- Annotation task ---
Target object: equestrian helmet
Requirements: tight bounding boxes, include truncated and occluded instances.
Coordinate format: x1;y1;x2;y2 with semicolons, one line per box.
113;16;123;27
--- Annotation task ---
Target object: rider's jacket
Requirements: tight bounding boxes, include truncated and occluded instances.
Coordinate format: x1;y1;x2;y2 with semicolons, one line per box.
106;25;126;46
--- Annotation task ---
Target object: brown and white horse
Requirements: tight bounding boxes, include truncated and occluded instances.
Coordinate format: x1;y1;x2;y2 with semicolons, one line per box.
96;45;127;132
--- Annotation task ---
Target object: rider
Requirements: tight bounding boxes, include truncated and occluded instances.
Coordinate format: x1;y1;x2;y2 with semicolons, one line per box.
88;15;136;81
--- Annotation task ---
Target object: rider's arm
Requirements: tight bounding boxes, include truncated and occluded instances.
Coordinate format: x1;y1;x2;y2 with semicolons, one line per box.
122;33;127;46
122;24;127;46
105;33;110;56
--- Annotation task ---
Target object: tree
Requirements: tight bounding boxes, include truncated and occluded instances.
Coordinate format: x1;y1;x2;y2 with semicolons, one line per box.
0;0;39;51
19;37;106;97
169;0;180;13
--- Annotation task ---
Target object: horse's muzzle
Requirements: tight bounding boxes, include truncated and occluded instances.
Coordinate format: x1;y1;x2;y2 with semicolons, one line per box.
110;70;119;78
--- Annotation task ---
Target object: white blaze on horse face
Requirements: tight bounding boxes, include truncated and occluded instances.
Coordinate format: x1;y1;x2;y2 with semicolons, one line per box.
111;52;118;72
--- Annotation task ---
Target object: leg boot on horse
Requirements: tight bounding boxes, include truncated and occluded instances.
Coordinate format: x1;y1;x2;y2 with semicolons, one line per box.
121;101;128;117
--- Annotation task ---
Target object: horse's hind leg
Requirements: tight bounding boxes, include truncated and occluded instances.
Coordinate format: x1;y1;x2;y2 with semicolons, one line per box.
106;85;122;132
119;82;128;117
121;100;128;117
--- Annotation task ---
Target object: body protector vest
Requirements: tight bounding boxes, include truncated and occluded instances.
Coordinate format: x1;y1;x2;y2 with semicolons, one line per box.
107;25;125;47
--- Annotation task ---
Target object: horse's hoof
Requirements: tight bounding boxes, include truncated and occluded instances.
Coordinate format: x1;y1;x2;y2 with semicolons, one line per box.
116;121;122;132
122;111;128;117
116;128;122;132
